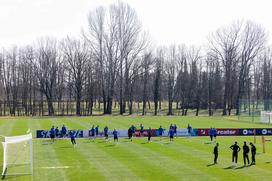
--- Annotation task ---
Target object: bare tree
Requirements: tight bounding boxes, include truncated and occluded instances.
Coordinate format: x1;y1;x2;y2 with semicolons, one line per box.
0;47;20;115
209;22;242;115
61;37;90;116
235;21;267;115
111;1;146;114
85;6;107;114
260;48;272;110
33;38;59;116
141;53;153;115
165;46;177;115
153;49;164;115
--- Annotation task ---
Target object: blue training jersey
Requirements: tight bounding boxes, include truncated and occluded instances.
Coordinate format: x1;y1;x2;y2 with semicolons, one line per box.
90;128;95;134
113;130;118;137
104;127;108;134
62;126;67;133
50;128;55;135
169;129;174;137
158;128;164;134
70;131;75;139
209;129;213;136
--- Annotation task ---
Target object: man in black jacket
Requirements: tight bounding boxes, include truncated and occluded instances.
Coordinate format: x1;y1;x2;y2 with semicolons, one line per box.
230;141;240;166
250;142;256;165
213;143;219;164
243;142;250;166
128;127;133;141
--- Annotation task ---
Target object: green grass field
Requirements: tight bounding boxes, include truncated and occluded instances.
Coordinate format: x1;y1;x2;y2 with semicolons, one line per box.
0;116;272;181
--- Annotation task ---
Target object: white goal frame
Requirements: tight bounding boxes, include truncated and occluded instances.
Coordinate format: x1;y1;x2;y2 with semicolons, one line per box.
260;111;272;124
1;133;33;177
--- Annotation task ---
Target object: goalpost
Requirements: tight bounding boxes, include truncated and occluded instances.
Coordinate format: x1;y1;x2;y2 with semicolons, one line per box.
260;111;272;124
1;133;33;178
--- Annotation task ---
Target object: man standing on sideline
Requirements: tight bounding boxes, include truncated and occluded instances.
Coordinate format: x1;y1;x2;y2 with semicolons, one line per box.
243;142;250;166
61;124;67;138
187;124;192;136
209;127;213;142
95;125;99;137
147;127;152;142
50;126;55;142
230;141;240;167
55;126;59;139
70;130;77;148
213;143;219;164
128;127;133;141
90;125;95;142
169;128;174;142
158;126;164;141
113;129;118;142
250;142;256;165
140;124;144;137
104;126;109;140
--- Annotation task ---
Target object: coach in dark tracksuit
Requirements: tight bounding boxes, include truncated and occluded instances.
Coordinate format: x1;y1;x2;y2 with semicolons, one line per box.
128;127;133;141
250;142;256;165
230;141;240;165
243;142;250;166
70;130;76;146
213;143;219;164
104;126;109;140
148;127;152;142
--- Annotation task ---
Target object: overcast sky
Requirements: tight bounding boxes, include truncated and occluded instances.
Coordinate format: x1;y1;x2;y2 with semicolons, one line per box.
0;0;271;48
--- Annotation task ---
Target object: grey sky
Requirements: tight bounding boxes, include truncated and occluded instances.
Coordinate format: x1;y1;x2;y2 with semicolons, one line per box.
0;0;271;48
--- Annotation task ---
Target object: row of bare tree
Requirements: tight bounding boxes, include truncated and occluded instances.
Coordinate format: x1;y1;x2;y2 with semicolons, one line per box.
0;2;271;116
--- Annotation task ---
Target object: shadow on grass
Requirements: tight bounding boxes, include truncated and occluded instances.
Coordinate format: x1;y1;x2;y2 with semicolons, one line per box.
141;142;148;144
207;163;215;167
59;146;73;149
235;165;248;169
82;141;90;143
266;162;270;164
122;140;133;143
3;175;27;180
104;144;115;147
224;166;234;169
41;140;52;145
163;142;172;145
83;140;96;143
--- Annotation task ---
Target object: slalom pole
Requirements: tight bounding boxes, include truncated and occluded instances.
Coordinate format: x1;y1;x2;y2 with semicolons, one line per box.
262;136;265;153
253;129;256;144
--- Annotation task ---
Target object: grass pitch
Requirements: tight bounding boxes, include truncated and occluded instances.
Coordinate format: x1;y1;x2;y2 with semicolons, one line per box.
0;116;272;181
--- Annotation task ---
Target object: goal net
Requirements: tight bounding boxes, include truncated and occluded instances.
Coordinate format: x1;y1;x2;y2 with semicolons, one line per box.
2;133;33;177
261;111;272;124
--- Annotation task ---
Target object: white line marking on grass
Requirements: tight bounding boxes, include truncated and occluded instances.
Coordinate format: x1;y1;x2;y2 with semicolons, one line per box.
40;166;71;169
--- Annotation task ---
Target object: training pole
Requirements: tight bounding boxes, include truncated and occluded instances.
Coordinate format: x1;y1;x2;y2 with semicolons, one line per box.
253;129;256;144
262;136;265;153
